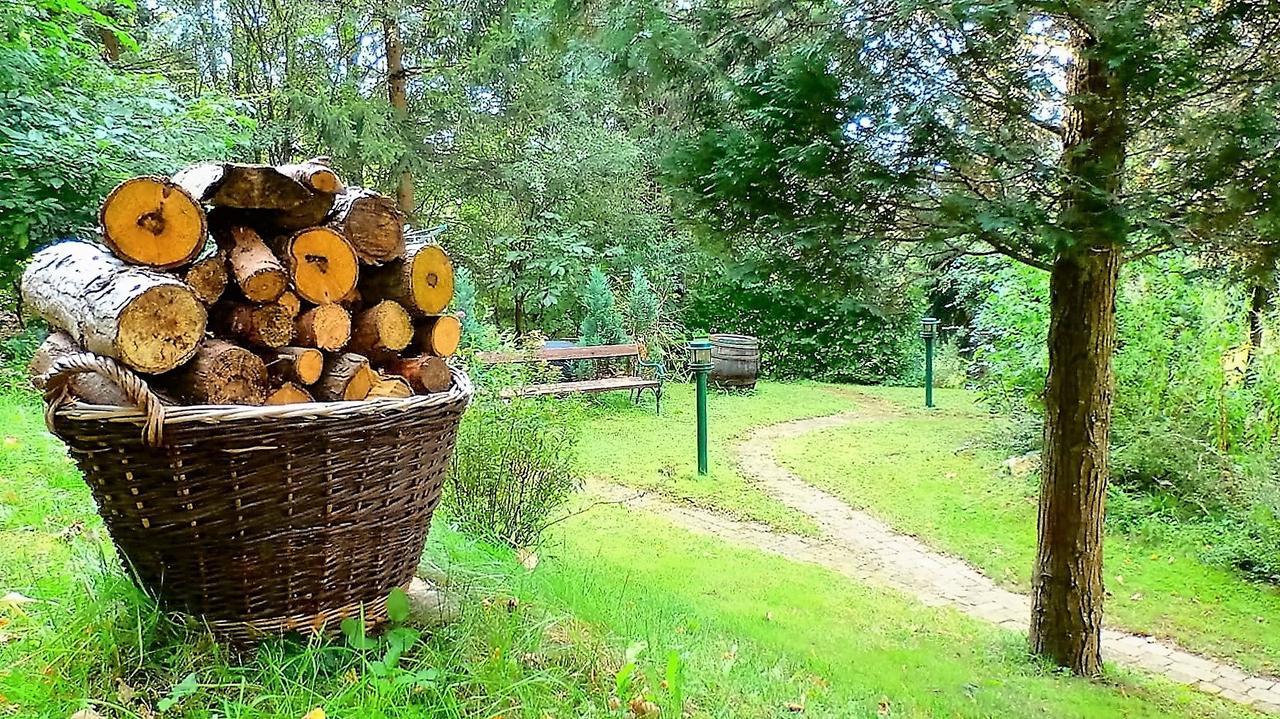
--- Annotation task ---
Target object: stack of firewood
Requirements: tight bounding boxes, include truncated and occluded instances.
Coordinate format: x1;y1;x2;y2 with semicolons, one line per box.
22;159;461;406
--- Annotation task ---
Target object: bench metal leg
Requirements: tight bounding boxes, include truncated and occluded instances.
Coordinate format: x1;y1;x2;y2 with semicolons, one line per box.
654;386;662;415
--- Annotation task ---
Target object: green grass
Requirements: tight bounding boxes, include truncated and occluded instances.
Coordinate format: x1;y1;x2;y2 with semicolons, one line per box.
576;382;854;535
0;381;1267;717
774;386;1280;675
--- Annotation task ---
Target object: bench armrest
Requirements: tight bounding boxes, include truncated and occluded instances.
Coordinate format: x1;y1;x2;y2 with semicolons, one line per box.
637;358;667;380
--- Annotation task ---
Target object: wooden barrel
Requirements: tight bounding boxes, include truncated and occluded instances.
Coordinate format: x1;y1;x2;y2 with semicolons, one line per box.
710;334;760;389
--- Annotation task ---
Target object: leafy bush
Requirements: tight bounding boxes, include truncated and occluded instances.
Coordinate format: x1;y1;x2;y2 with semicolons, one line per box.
0;45;253;296
443;395;581;548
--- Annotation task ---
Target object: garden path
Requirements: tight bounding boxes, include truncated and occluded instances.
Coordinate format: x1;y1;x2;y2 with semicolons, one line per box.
588;397;1280;714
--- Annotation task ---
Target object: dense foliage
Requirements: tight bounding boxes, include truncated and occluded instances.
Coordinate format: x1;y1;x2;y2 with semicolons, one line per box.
952;256;1280;582
0;2;250;295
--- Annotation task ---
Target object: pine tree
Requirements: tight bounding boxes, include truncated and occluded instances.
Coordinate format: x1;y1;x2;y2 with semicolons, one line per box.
579;267;626;347
626;267;661;357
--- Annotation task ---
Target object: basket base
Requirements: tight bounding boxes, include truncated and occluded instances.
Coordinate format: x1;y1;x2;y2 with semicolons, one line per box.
194;583;408;645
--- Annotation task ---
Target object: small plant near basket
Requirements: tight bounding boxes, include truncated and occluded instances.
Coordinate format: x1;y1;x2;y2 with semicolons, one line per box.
337;588;443;692
444;393;581;548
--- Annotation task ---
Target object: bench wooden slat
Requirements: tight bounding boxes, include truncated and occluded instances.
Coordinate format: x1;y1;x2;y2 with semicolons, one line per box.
498;375;659;398
476;343;642;364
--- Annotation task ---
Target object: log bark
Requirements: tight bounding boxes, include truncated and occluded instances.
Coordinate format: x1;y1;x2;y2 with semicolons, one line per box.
262;346;324;385
175;162;315;211
383;355;450;394
218;226;288;302
219;302;295;348
171;339;268;405
349;300;414;354
100;176;207;269
368;373;413;398
184;239;228;305
416;313;461;357
176;162;337;232
316;352;376;401
360;239;453;315
21;241;207;374
295;303;351;350
265;381;315;405
277;227;359;304
326;188;405;264
30;331;132;406
1030;26;1126;677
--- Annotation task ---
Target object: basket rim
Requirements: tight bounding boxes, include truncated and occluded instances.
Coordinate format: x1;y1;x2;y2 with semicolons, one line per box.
52;366;474;428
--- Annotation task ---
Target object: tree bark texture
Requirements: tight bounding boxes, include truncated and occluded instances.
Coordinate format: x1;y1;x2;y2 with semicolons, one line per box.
383;14;414;215
327;188;406;265
1030;25;1128;677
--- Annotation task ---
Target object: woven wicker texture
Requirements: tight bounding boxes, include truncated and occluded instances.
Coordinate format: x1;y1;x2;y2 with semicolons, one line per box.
42;353;472;642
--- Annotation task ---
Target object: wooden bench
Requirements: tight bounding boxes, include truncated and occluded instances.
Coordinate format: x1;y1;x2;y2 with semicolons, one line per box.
475;343;665;412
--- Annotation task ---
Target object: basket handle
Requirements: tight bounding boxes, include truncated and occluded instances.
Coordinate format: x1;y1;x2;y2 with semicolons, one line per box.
42;352;168;447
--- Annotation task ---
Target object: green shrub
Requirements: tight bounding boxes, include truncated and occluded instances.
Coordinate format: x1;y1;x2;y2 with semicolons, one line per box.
443;395;581;548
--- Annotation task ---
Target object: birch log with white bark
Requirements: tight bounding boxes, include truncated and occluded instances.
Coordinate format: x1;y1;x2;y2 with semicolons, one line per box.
21;241;207;373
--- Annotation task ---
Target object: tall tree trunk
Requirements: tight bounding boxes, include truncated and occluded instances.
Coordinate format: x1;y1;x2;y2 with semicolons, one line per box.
383;13;414;215
513;293;527;336
1246;250;1276;374
1030;25;1127;676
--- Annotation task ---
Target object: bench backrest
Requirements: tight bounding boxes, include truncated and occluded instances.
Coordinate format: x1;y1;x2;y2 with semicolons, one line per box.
475;343;642;365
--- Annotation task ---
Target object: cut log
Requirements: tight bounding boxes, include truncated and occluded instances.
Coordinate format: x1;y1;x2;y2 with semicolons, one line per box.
383;355;451;394
326;188;405;264
416;314;462;357
218;226;287;302
99;176;206;269
176;162;338;232
360;240;453;315
184;240;228;305
21;241;206;374
262;346;324;385
295;303;351;350
349;300;413;354
368;373;413;398
30;331;132;406
265;381;315;405
279;159;343;194
175;162;314;211
220;302;294;348
316;352;376;401
171;339;268;405
278;227;358;304
276;289;302;318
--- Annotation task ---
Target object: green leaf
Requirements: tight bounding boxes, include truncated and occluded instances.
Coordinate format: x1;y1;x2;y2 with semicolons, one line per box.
386;587;410;624
341;617;378;650
156;672;198;713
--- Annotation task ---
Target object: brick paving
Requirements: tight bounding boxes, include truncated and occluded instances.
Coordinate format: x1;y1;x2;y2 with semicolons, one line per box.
587;403;1280;714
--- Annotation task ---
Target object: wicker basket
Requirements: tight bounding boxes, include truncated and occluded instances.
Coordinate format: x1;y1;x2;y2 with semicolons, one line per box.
40;352;473;643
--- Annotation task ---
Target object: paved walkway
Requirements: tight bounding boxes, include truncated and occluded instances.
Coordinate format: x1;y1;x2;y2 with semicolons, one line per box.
588;398;1280;713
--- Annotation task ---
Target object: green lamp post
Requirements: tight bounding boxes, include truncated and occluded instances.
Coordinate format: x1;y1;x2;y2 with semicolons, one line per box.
689;338;713;475
920;317;940;408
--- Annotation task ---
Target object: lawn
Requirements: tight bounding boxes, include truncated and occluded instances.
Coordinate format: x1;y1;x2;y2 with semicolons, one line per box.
773;385;1280;675
575;382;853;535
0;381;1265;717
